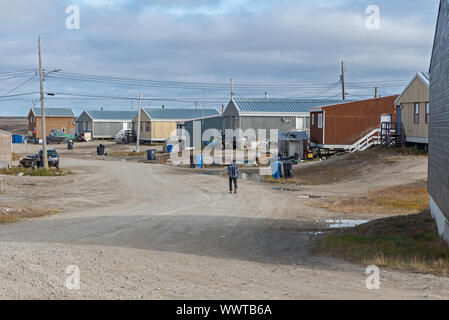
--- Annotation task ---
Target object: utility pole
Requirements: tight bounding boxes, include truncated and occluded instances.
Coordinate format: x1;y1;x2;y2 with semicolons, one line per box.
230;78;233;99
38;37;48;169
374;87;379;98
341;61;345;100
136;92;142;153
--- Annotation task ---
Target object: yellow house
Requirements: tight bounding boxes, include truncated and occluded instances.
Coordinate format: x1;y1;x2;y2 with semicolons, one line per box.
133;107;220;142
395;72;429;145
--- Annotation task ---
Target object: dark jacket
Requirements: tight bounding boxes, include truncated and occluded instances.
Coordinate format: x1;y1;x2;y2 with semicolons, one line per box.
228;163;239;179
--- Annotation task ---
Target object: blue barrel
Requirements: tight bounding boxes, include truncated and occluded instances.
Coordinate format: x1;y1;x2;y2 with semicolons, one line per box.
12;135;23;144
167;145;173;153
271;161;282;179
197;155;203;168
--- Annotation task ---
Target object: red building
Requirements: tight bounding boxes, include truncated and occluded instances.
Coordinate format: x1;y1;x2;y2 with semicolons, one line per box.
309;95;399;151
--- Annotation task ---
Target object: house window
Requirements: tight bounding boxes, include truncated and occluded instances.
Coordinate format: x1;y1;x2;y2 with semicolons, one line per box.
140;121;144;132
425;102;430;124
305;117;310;130
312;114;315;126
145;122;150;132
318;114;323;129
62;127;66;133
414;103;420;124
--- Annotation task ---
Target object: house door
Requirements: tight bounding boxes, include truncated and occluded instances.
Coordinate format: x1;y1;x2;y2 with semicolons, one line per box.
380;114;392;124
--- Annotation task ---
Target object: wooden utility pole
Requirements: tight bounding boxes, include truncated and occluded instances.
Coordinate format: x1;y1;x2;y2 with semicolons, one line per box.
136;92;142;153
341;61;345;100
38;37;48;169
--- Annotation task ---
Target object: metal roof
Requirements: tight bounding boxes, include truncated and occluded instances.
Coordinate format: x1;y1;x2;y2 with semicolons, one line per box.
86;110;137;121
394;72;430;105
32;107;75;117
232;98;350;114
143;108;220;120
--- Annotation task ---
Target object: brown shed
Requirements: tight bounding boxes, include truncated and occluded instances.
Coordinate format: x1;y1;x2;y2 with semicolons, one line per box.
0;130;12;169
28;107;76;139
310;95;399;150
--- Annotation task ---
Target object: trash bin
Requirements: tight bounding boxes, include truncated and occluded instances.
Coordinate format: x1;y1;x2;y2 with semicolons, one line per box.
67;140;74;150
97;144;105;156
167;144;173;153
147;149;156;161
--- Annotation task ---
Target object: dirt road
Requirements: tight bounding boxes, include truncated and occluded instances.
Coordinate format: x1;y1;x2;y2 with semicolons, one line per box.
0;156;448;299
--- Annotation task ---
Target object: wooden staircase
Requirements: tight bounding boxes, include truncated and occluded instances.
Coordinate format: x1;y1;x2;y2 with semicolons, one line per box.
380;122;406;147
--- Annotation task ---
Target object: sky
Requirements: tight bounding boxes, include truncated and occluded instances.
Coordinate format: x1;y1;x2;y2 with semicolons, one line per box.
0;0;441;116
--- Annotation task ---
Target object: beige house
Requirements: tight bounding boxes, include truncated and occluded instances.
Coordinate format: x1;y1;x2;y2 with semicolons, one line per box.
133;107;220;142
395;72;430;145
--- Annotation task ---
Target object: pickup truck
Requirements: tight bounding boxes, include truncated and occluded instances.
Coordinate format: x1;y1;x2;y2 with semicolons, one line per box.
46;129;68;144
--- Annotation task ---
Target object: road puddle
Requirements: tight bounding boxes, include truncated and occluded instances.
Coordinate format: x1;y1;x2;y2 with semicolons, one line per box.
325;219;369;229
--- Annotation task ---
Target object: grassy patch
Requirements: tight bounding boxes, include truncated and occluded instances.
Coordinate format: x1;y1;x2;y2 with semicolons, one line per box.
387;146;428;156
310;180;429;214
0;167;70;176
12;152;21;161
0;208;59;224
312;211;449;276
107;151;147;157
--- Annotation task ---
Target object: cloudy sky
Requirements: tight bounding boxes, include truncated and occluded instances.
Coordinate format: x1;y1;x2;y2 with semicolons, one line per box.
0;0;440;116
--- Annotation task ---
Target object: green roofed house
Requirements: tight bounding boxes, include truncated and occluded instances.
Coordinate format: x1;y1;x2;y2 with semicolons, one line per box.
76;110;137;139
132;106;220;142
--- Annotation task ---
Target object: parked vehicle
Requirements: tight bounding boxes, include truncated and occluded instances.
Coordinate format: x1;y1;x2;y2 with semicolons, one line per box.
20;149;60;169
46;129;67;144
19;154;39;169
38;149;60;169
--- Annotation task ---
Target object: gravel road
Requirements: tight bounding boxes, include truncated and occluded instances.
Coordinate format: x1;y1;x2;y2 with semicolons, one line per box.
0;157;448;299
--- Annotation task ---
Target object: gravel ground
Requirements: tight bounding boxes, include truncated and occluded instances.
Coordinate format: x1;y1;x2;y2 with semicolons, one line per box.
0;148;448;299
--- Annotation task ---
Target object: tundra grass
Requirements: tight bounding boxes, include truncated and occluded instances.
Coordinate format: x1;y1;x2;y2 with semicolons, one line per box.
312;210;449;277
0;167;70;176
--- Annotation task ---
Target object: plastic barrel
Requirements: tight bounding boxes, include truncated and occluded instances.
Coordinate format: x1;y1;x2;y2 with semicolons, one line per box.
197;155;203;168
167;145;173;153
147;149;156;161
271;161;281;179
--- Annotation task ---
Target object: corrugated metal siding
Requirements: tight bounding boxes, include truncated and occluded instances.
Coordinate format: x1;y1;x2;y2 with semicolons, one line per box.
144;108;219;120
429;0;449;221
32;107;75;117
93;122;124;138
186;116;223;147
320;95;398;146
240;116;297;134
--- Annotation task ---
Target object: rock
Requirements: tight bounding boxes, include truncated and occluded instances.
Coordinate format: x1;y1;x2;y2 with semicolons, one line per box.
17;172;24;177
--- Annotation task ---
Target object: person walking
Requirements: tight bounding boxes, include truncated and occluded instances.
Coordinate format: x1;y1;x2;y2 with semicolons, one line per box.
228;160;239;194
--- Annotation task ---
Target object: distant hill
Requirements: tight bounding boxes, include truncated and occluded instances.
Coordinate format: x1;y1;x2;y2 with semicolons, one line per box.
0;117;28;134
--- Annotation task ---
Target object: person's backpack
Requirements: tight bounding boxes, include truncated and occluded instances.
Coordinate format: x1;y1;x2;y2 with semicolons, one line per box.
229;164;239;178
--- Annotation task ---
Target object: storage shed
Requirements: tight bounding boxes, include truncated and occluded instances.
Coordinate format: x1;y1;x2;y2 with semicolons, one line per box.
395;72;430;145
223;98;348;139
309;95;399;151
133;107;220;143
0;130;12;169
429;0;449;244
76;110;137;139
